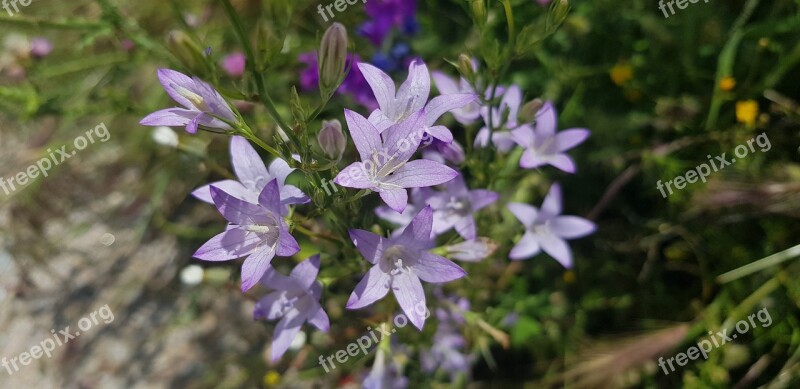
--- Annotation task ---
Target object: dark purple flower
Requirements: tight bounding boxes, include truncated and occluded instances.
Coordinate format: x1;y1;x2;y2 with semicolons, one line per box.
346;206;466;330
333;110;458;212
507;183;596;267
359;0;418;46
298;53;378;110
510;102;590;173
254;255;329;361
193;180;300;292
140;69;237;134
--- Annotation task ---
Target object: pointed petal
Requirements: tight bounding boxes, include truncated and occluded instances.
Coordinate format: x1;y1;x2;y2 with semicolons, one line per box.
344;109;383;161
260;266;297;291
383;160;458;189
539;234;573;268
507;202;538;226
535;101;558;137
230;136;269;186
424;94;478;126
520;148;546;169
453;215;477;240
192;180;249;204
349;230;386;264
268;157;295;185
509;231;541;260
425;125;453;144
446;238;497;262
431;71;459;95
186;114;201;134
276;221;300;257
368;110;395;133
193;227;260;261
290;255;321;289
210;186;266;225
412;252;466;283
156;68;196;108
474;127;490;149
271;310;304;361
358;62;396;113
380;189;409;213
254;291;287;320
258;179;283;215
470;189;499;211
241;246;277;292
493;131;517;152
555;129;590;152
383;110;425;161
510;124;536;148
400;206;434;242
335;163;375;189
392;272;427;330
346;265;391;309
394;59;431;118
280;185;310;206
307;302;330;332
140;108;195;127
548;154;577;173
550;216;596;239
541;183;563;218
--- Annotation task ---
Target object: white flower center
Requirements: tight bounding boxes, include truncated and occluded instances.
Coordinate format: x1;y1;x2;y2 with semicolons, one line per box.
174;84;210;111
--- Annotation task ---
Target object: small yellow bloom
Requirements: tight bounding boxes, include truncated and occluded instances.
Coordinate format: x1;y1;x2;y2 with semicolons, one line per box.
736;100;759;127
563;270;576;284
264;371;281;387
610;63;633;86
719;77;736;92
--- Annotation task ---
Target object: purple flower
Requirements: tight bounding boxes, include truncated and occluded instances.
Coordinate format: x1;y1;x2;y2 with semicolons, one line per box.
30;37;52;58
359;60;477;142
426;175;499;240
507;183;596;267
346;206;466;330
192;136;309;215
443;238;497;262
221;52;246;78
421;323;471;381
140;69;237;134
193;180;300;292
474;85;522;152
431;71;481;125
363;348;409;389
511;102;590;173
333;109;458;213
254;255;330;361
375;188;435;237
423;139;466;165
358;0;418;46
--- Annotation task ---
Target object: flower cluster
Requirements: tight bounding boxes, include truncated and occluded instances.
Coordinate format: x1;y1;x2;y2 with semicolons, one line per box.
140;18;594;384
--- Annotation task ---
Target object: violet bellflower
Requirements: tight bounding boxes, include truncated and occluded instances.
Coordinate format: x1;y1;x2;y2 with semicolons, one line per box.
507;183;596;267
421;300;472;381
193;179;300;292
359;59;477;143
191;136;309;215
334;109;458;213
347;206;466;330
254;255;330;361
426;174;499;240
358;0;418;47
299;52;378;111
140;69;238;134
431;70;481;125
375;188;434;237
510;101;590;173
363;348;409;389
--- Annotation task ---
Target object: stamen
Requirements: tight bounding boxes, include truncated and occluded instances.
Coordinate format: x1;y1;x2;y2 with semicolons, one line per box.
173;84;209;111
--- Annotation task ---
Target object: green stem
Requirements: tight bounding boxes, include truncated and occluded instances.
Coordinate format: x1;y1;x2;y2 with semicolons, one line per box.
717;243;800;283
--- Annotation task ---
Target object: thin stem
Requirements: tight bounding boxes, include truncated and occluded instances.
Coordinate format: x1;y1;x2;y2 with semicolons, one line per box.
717;243;800;284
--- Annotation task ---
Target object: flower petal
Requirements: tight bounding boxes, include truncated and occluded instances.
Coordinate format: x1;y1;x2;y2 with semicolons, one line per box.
507;202;538;226
254;290;288;320
258;179;283;215
307;301;330;332
539;234;573;268
412;252;466;283
401;205;434;243
453;215;477;240
210;186;267;225
271;309;305;361
509;231;541;260
431;71;459;95
555;129;590;152
550;216;596;239
380;189;409;213
241;245;277;292
548;154;577;173
344;109;383;162
469;189;499;211
424;94;477;126
192;180;249;204
335;163;375;189
230;136;270;186
268;157;295;186
290;254;321;289
346;265;391;309
520;148;546;169
541;183;563;218
510;124;536;149
535;101;558;137
425;125;453;144
140;108;195;127
276;221;300;257
394;59;430;119
350;229;386;264
392;272;427;330
383;160;458;189
193;226;260;261
358;62;396;113
157;68;196;108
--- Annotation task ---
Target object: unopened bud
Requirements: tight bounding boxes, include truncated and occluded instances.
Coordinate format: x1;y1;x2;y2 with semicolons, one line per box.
167;31;212;75
519;98;544;123
318;23;349;95
457;54;477;82
470;0;487;27
317;119;346;160
547;0;570;33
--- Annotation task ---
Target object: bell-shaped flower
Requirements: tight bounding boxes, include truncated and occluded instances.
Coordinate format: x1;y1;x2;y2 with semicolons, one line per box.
510;102;590;173
507;183;595;267
334;110;458;213
426;174;499;240
192;136;309;215
140;69;238;134
474;85;522;152
192;179;300;292
431;70;481;125
346;206;466;330
254;255;330;361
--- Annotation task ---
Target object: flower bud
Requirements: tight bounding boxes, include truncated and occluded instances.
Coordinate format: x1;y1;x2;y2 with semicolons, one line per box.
318;23;349;95
457;54;477;83
547;0;570;33
317;119;346;160
519;98;544;123
470;0;487;28
167;30;212;76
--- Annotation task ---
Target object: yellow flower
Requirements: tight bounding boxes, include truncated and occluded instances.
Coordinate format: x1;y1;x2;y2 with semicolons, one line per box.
719;76;736;92
736;100;759;127
264;371;281;387
610;63;633;86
